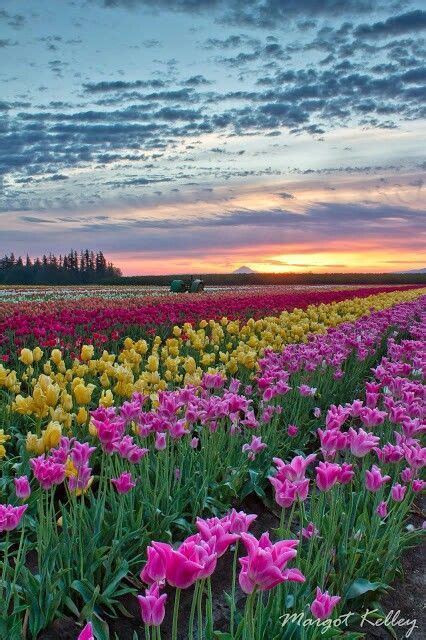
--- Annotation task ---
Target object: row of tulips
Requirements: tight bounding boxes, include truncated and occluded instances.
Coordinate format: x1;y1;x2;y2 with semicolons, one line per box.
0;295;424;637
73;296;425;639
129;313;425;639
0;284;419;353
1;288;424;456
0;284;356;308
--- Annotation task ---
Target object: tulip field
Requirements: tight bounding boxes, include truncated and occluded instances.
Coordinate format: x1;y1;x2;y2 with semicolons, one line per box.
0;284;425;640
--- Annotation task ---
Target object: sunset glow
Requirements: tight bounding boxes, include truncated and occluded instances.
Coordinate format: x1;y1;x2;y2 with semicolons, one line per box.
0;0;424;274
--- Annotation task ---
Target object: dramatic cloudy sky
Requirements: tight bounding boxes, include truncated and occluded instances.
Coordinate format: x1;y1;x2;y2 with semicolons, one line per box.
1;0;425;274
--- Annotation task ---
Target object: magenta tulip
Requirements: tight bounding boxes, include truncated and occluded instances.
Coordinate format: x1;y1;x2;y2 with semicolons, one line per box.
137;584;167;626
391;483;407;502
14;475;31;500
0;504;28;532
365;465;391;492
77;623;94;640
111;471;135;494
238;532;304;594
310;587;341;619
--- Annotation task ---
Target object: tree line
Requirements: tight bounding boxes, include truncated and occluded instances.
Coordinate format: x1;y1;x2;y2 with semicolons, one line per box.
0;250;122;284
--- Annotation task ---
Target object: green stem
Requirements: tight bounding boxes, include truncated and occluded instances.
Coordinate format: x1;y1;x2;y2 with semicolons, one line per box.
1;531;10;603
230;540;239;636
172;588;181;640
188;582;199;640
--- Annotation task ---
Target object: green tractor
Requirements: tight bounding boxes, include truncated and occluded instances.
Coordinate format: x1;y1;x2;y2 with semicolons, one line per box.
170;277;205;293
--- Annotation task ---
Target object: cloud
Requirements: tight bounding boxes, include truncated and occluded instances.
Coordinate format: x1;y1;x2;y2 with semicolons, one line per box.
0;9;26;29
83;79;167;92
48;174;69;181
8;201;422;263
20;216;55;224
182;75;212;86
277;192;294;199
97;1;395;28
354;10;426;39
106;176;173;187
0;39;18;48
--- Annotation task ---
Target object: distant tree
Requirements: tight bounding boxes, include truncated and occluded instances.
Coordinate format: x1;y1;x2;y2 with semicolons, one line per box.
0;250;122;284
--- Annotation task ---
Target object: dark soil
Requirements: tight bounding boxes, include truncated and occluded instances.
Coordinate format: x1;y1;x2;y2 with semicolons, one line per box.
363;499;425;640
37;496;425;640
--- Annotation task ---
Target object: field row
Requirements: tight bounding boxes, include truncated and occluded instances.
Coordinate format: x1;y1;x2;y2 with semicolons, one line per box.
0;284;421;351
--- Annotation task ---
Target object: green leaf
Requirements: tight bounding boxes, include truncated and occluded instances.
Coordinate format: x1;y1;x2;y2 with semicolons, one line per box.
64;596;80;617
345;578;388;600
102;562;129;598
92;613;110;640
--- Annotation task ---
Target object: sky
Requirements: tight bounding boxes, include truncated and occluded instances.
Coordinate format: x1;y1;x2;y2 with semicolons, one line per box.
0;0;425;275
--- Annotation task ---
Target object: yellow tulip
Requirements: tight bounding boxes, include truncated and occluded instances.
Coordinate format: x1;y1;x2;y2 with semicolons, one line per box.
32;346;44;362
51;349;62;365
99;389;114;406
73;382;95;405
80;344;94;361
76;406;88;425
42;421;62;450
19;348;34;366
147;355;159;372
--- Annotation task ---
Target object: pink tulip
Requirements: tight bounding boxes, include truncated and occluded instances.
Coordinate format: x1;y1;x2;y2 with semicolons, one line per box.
225;509;257;535
348;427;380;457
376;501;388;518
273;454;316;482
412;479;425;492
269;477;297;508
195;517;239;556
359;407;387;429
315;462;341;491
401;467;414;483
190;437;199;449
302;522;319;539
150;540;214;588
155;432;167;450
242;435;267;460
30;455;65;490
111;471;136;494
0;504;28;532
287;424;298;437
113;436;148;463
92;415;126;453
137;584;167;626
375;443;404;464
120;399;142;423
298;385;317;397
140;544;168;585
269;477;309;508
403;443;426;470
365;465;391;492
14;476;31;500
77;623;94;640
238;532;304;594
313;407;321;418
310;587;341;620
325;405;349;430
347;399;364;418
391;483;407;502
337;463;354;485
68;465;93;493
70;442;96;468
318;428;347;458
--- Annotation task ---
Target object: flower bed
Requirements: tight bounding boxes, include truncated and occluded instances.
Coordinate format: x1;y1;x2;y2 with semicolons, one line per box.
0;294;424;638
